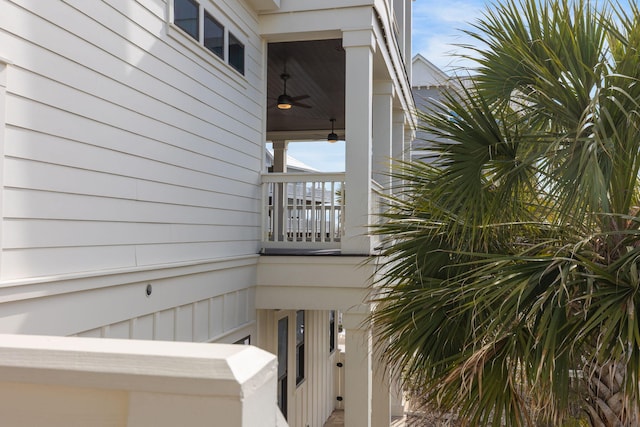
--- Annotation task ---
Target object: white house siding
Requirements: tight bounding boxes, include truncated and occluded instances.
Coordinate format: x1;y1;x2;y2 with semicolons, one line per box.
299;310;338;427
0;0;264;337
258;309;337;427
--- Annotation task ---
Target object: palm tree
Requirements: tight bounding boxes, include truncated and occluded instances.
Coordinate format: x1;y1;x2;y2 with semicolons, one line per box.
371;0;640;425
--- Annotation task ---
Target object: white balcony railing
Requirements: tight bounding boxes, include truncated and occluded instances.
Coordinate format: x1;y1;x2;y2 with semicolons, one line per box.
262;172;346;250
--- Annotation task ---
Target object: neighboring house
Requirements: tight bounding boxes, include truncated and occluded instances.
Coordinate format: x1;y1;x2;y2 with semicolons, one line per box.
0;1;415;426
410;53;452;160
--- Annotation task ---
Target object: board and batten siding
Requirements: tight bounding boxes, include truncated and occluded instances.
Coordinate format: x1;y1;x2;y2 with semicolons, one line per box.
258;309;338;427
0;0;264;337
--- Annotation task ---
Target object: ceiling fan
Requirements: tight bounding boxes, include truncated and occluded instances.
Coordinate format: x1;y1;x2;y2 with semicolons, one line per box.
276;72;311;110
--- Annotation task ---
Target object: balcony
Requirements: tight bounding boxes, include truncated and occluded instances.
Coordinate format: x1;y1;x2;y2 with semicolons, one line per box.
261;172;384;255
262;172;346;252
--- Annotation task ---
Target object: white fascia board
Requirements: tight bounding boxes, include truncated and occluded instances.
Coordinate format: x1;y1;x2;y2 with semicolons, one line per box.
259;6;370;40
248;0;280;12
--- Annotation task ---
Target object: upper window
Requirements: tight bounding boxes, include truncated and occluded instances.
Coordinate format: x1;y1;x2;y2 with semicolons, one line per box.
204;12;224;59
174;0;199;41
172;0;245;75
228;32;244;75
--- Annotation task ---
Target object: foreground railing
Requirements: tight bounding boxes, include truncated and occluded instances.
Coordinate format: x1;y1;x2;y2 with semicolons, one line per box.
262;172;346;250
0;334;284;427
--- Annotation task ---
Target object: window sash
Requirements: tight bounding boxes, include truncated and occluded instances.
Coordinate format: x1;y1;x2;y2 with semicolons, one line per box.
204;11;224;59
174;0;199;41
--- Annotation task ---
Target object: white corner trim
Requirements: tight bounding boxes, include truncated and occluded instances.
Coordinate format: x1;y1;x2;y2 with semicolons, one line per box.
0;56;13;65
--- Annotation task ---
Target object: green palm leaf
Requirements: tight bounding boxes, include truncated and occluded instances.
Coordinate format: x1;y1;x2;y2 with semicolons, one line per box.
372;1;640;425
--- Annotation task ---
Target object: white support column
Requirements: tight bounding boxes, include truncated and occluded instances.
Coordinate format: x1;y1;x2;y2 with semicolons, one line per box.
343;309;372;427
271;140;287;242
343;29;375;255
371;345;391;427
391;110;406;193
390;370;405;418
372;81;394;192
272;140;288;173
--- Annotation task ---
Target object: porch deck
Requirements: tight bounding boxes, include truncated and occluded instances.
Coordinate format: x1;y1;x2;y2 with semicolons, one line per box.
322;409;408;427
261;248;343;256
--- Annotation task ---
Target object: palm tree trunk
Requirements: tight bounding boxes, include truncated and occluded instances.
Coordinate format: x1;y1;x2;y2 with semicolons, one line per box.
583;360;638;427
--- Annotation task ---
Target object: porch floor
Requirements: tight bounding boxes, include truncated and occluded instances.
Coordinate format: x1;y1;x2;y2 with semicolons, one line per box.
322;409;407;427
261;248;343;256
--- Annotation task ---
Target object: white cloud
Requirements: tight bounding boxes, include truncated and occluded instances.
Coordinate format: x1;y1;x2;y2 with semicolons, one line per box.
412;0;490;73
285;141;345;172
413;1;485;24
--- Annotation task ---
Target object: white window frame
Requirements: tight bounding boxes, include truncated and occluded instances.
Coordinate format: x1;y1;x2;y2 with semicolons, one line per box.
168;0;247;80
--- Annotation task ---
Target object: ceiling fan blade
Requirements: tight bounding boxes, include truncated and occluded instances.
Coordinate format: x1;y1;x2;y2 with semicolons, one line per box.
289;95;310;102
292;101;312;108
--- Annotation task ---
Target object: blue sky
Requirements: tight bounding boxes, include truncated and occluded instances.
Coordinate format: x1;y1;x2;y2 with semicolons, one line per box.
285;0;635;171
285;1;490;171
412;0;490;72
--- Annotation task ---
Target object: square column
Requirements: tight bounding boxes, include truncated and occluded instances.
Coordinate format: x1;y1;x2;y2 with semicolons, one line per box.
271;140;288;241
391;111;406;194
271;140;288;173
342;29;375;255
372;81;394;192
371;347;391;427
343;310;372;427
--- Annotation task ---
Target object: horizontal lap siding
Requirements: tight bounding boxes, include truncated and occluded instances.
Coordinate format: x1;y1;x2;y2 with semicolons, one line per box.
0;261;257;336
1;0;264;280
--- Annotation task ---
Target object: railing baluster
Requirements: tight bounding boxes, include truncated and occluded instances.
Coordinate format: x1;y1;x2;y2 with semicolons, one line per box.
262;172;347;250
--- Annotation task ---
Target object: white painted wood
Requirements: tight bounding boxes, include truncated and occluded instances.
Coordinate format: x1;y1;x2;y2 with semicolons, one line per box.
0;1;416;426
0;382;128;427
0;334;278;427
247;0;280;11
344;316;373;427
260;309;337;427
343;29;375;254
372;81;394;190
0;61;8;280
262;172;345;249
412;53;450;87
0;261;258;338
0;0;265;283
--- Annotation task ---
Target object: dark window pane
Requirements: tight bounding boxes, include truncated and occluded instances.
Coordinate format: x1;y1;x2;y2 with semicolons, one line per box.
228;32;244;75
174;0;199;41
329;310;335;353
234;335;250;345
296;310;304;345
296;342;304;385
296;310;305;385
204;11;224;59
277;317;288;418
278;317;288;378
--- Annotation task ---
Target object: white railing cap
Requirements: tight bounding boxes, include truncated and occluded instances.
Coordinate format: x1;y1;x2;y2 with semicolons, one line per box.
261;171;345;182
0;334;276;397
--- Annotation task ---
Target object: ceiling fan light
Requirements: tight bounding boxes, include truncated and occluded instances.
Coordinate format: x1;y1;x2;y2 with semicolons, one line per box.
277;94;292;110
327;118;338;143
